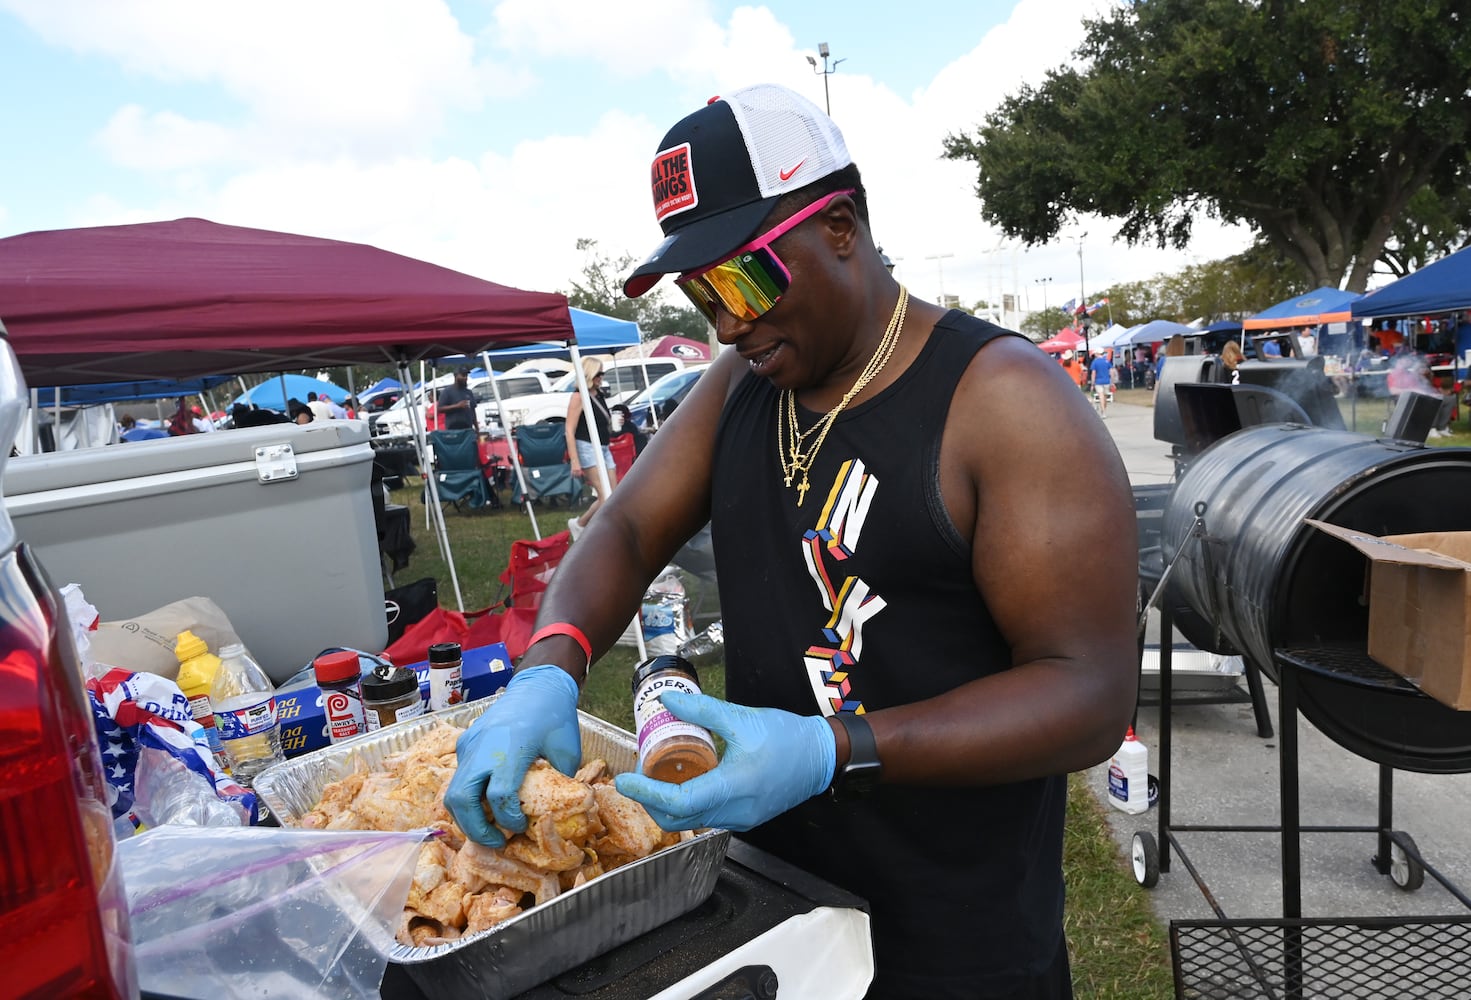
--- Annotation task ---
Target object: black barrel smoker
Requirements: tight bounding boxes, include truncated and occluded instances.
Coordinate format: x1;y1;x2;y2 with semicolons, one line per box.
1136;419;1471;999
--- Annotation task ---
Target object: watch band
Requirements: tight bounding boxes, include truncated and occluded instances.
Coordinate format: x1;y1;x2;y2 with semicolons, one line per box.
829;712;881;801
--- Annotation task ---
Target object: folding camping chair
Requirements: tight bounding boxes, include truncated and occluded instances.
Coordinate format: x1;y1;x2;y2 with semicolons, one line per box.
511;422;580;508
495;530;572;658
427;428;496;512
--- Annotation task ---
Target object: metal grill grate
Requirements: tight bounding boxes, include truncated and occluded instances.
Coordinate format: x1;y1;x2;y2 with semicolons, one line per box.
1172;917;1471;999
1277;643;1421;694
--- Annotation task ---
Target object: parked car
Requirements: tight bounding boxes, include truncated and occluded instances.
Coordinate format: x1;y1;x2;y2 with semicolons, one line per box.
500;357;692;427
0;331;137;998
627;364;710;430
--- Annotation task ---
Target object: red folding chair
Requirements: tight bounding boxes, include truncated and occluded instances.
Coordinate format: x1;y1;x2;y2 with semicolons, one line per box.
497;530;572;658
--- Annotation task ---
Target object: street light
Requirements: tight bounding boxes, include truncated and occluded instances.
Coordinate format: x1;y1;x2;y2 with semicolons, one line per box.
1076;233;1090;358
805;42;846;115
1034;277;1053;314
925;253;955;308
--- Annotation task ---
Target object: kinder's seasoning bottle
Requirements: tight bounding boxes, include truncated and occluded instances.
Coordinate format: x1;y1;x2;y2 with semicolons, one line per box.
631;655;718;784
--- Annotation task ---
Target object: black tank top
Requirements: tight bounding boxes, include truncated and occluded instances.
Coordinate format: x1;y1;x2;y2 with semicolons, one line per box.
573;390;612;444
711;311;1068;997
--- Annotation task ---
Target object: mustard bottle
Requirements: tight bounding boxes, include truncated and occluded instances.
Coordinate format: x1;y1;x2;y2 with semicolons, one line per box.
175;630;226;762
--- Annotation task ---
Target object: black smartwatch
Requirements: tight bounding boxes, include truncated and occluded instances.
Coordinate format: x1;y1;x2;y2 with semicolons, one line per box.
828;712;882;801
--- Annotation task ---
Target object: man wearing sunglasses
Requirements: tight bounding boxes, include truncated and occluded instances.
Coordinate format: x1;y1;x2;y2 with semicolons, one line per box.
447;83;1138;999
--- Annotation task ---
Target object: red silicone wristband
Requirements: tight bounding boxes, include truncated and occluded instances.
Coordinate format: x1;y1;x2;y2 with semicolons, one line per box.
528;622;593;667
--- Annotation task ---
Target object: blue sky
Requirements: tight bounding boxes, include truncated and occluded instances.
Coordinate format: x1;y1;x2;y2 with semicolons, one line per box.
0;0;1251;326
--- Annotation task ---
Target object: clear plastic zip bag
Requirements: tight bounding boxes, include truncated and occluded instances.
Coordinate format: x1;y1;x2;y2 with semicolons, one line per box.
120;825;429;998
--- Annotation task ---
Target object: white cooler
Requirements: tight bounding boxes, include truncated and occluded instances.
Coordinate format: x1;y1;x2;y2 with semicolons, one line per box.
3;420;387;683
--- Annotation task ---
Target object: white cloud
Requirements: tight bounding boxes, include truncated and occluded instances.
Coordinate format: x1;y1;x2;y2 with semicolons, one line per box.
6;0;487;156
2;0;1252;315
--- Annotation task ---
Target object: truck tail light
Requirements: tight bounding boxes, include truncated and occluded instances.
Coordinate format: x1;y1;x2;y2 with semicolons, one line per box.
0;545;136;999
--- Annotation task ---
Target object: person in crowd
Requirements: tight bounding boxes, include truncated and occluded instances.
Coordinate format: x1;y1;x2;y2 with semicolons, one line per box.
437;366;478;431
306;391;333;422
1297;329;1317;357
166;397;197;436
564;358;618;538
290;402;314;425
1220;340;1244;384
1155;335;1185;387
608;402;647;481
342;395;359;420
1260;337;1283;359
190;405;215;433
445;82;1137;998
118;414;168;442
1060;349;1085;392
1089;349;1115;416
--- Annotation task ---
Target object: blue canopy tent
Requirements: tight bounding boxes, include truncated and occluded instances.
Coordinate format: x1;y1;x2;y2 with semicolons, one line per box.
1245;286;1363;357
1352;249;1471;375
357;376;402;404
1352;251;1471;320
1127;319;1195;345
231;373;350;412
474;308;643;365
33;374;236;407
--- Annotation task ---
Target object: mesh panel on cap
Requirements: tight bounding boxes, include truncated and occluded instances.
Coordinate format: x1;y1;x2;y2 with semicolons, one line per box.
725;84;851;199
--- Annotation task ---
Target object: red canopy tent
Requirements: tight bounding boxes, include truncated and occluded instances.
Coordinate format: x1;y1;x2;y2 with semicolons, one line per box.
1038;329;1085;354
0;217;574;385
0;216;578;612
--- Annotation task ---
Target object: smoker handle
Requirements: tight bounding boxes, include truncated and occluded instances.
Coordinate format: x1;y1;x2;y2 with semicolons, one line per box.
1138;502;1208;639
688;965;779;1000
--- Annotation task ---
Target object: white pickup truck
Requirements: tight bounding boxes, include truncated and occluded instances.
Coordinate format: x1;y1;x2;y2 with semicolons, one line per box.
370;357;689;437
488;357;690;428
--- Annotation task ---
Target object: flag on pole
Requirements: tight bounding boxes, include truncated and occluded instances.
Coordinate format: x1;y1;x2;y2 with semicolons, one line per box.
1060;298;1077;315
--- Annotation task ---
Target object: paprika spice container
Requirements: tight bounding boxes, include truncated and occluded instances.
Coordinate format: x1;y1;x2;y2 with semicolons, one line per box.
631;655;718;783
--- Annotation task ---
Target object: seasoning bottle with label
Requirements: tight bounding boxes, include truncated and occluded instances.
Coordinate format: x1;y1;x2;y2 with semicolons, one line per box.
313;650;367;744
360;661;425;731
175;630;225;760
427;642;464;712
631;654;719;784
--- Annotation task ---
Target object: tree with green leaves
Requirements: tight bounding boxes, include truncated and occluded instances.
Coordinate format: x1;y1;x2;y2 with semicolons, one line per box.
943;0;1471;293
564;238;711;341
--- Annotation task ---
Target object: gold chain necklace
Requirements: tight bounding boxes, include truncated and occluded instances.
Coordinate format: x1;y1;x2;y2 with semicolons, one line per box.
777;286;908;506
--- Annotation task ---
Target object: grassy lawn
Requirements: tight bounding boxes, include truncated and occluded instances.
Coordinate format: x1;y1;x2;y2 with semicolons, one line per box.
391;480;1175;997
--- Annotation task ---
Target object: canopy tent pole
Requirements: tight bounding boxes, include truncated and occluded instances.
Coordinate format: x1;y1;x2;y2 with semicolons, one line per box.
399;358;465;611
276;373;290;416
51;386;62;452
569;344;647;661
481;350;541;540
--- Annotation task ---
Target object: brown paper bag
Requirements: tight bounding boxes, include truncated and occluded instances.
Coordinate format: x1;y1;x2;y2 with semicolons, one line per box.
89;597;243;680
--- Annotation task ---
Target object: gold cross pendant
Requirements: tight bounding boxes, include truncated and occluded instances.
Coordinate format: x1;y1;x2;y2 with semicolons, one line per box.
797;474;810;506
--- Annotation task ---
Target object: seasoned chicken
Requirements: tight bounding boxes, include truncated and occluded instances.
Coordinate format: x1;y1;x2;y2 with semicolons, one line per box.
464;886;524;934
592;782;665;863
304;722;686;951
450;840;562;906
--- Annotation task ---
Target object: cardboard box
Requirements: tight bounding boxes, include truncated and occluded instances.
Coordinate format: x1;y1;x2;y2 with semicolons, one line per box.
277;642;512;757
1307;520;1471;709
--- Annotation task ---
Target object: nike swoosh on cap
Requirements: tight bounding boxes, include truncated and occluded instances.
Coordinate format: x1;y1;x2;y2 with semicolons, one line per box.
779;159;806;181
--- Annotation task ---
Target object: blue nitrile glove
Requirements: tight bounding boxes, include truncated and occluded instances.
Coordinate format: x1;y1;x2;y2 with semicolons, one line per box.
444;664;581;846
613;691;837;832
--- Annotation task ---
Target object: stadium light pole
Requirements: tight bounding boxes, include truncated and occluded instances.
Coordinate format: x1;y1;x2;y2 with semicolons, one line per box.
1076;233;1090;358
805;42;846;115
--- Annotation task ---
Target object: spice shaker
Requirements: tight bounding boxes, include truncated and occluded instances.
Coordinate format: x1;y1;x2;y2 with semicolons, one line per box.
360;661;425;731
631;655;719;783
313;650;367;744
427;642;464;712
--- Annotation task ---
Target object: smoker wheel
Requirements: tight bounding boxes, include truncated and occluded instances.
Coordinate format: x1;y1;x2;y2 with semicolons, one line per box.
1388;832;1426;893
1132;831;1161;889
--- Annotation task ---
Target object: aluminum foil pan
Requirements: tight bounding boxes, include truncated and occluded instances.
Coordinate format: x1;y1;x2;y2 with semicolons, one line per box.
253;697;731;999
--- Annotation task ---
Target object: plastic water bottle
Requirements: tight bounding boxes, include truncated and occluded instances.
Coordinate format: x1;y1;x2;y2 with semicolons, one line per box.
1107;726;1150;815
210;642;286;789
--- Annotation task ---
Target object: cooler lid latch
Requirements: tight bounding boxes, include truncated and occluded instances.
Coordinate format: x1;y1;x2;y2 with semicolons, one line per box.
255;443;299;483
